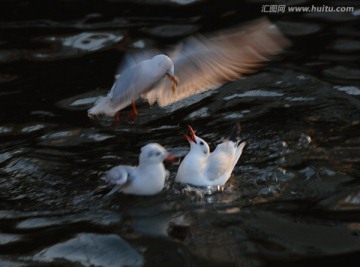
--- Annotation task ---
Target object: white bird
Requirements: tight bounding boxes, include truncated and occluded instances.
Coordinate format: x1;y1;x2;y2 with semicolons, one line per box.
88;17;290;121
175;125;246;186
88;54;178;120
106;143;173;196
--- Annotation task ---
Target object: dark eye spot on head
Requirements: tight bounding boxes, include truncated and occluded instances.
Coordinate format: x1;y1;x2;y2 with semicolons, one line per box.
155;151;161;156
200;141;204;146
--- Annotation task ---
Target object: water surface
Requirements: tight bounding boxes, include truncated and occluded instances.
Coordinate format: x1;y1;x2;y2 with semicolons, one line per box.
1;0;360;266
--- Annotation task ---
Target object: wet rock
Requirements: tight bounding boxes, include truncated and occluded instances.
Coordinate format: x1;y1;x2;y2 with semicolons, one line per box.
243;210;360;258
185;107;209;120
0;233;23;245
130;38;156;49
323;66;360;80
39;128;115;147
0;259;24;267
56;90;105;111
21;124;46;134
247;0;309;3
330;39;360;52
29;31;124;61
16;211;122;230
167;223;191;241
259;184;280;196
303;11;358;22
129;0;204;4
141;24;200;38
223;90;284;100
334;85;360;95
169;0;204;4
297;133;312;148
336;25;360;37
277;21;323;36
0;49;24;63
0;126;13;134
33;233;143;267
0;73;18;83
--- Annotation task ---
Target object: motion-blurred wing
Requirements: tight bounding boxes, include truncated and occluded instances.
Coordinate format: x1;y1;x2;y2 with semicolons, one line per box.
108;65;137;107
109;50;159;107
150;17;291;107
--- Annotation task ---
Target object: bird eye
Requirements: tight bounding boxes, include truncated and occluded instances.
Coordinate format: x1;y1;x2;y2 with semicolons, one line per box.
200;141;204;146
155;152;161;156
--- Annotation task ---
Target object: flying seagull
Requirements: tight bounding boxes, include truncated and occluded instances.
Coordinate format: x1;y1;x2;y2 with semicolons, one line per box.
88;17;290;122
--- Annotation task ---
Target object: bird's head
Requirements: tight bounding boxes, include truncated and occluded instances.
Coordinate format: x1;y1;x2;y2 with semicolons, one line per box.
152;54;178;92
139;143;173;165
183;125;210;155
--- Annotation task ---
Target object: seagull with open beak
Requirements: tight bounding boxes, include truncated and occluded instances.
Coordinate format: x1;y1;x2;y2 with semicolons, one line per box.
175;124;246;186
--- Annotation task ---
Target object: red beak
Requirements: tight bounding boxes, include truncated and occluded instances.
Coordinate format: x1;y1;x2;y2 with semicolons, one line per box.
183;125;197;144
165;153;176;162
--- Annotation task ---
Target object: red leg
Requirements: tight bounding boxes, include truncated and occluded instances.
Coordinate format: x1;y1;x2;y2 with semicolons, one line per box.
112;111;120;127
128;100;139;121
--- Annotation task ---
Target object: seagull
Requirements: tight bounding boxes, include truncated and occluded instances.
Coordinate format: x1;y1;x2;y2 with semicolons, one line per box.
88;17;290;121
175;124;246;186
106;143;173;196
88;54;178;121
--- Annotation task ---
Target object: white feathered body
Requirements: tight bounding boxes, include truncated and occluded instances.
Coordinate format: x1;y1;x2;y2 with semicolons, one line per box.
88;55;173;118
176;141;245;186
106;143;169;196
107;163;166;195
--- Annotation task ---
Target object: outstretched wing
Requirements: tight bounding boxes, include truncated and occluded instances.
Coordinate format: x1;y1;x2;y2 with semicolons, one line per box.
147;17;290;107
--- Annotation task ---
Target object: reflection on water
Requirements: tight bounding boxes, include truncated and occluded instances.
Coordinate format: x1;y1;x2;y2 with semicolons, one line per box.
1;0;360;266
33;233;144;267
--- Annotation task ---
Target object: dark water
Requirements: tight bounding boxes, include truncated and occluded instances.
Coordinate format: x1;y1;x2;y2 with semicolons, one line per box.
1;0;360;266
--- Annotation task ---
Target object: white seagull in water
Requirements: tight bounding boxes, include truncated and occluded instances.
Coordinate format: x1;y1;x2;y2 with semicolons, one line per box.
106;143;173;196
175;124;246;187
88;17;290;121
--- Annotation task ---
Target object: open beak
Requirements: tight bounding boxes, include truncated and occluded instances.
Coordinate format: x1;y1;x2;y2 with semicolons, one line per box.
183;125;197;144
166;73;179;93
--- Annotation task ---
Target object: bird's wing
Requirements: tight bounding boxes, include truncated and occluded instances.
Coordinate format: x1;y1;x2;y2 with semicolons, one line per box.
108;65;137;107
205;144;235;181
105;165;132;196
232;141;246;170
149;17;290;107
109;50;160;108
106;166;130;185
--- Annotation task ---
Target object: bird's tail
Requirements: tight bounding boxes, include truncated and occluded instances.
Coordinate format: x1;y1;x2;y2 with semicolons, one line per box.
232;141;246;170
227;122;246;169
87;96;114;119
229;122;241;143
